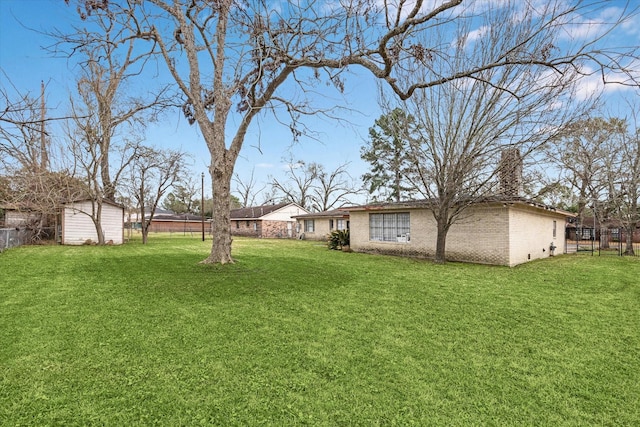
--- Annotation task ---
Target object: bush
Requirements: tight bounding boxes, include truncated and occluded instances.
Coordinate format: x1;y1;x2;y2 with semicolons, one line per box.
327;229;349;250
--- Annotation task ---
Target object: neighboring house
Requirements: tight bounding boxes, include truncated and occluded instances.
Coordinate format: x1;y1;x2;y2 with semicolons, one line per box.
60;199;124;245
347;198;573;267
230;202;310;238
567;216;640;244
292;209;350;240
3;209;41;228
0;205;44;250
1;203;57;241
146;212;209;234
126;209;210;234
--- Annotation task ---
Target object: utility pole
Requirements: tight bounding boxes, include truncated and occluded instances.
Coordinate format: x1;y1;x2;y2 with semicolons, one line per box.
40;81;48;170
201;172;205;241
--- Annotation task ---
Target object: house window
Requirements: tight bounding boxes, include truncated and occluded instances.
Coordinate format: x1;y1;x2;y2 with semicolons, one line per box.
369;212;410;242
304;219;315;232
611;228;620;241
337;219;346;230
236;221;239;229
553;220;557;238
246;220;250;227
329;219;334;230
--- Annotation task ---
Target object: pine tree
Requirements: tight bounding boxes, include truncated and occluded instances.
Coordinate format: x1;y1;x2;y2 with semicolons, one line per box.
361;109;417;203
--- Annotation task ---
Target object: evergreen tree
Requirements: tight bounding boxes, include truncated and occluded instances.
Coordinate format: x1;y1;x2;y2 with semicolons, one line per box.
361;109;417;203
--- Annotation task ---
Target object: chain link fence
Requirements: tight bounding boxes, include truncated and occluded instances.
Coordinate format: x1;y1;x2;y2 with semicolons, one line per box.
0;228;34;252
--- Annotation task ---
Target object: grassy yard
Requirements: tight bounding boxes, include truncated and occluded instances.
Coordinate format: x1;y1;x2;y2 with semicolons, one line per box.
1;236;639;426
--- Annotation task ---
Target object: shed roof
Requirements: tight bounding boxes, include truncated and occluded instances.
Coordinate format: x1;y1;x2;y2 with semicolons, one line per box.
63;198;124;209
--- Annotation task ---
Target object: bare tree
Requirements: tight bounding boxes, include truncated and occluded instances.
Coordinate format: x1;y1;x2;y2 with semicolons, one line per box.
0;170;88;241
271;160;359;211
48;8;173;244
532;179;579;213
0;78;86;241
270;160;318;210
545;117;625;227
600;111;640;255
0;79;52;172
66;0;639;264
65;94;143;245
309;162;361;212
127;146;188;244
233;168;267;208
51;5;172;201
258;189;280;206
385;3;598;263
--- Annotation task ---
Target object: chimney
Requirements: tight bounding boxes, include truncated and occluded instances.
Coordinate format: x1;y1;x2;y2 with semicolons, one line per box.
499;147;523;198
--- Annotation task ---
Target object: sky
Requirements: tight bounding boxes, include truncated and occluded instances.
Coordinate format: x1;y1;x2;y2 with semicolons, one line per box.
1;0;639;205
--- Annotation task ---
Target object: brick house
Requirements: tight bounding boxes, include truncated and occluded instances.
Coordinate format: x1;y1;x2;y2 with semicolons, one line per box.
292;209;350;240
148;213;209;234
230;203;310;238
347;198;573;266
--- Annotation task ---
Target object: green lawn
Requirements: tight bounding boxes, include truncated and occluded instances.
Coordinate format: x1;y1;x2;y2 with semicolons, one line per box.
1;236;639;426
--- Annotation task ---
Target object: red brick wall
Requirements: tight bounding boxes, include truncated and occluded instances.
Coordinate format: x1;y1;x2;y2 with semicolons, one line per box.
231;220;261;237
149;220;210;234
262;220;296;238
230;220;296;238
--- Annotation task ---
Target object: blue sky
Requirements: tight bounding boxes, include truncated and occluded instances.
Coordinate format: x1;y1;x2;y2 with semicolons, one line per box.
1;0;639;204
0;0;380;202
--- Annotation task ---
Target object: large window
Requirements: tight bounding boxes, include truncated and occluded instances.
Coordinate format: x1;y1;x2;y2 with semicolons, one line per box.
304;219;315;232
369;212;410;242
337;219;347;230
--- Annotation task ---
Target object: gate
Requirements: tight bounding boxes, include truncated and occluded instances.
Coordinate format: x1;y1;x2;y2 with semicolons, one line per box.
565;227;640;256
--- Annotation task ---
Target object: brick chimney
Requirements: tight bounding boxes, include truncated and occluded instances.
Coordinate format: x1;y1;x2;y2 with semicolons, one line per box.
499;147;523;198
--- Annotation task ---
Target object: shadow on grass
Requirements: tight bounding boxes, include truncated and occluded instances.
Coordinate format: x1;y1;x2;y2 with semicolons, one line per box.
98;242;360;308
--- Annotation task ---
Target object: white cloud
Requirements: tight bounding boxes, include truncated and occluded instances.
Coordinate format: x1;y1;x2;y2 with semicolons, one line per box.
255;163;274;169
558;5;637;41
620;8;640;36
465;24;490;44
374;0;463;23
573;63;639;101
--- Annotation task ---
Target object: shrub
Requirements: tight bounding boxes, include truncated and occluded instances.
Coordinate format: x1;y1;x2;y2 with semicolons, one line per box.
327;229;349;250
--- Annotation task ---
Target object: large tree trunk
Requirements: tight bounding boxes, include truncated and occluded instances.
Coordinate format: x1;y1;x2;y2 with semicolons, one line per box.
102;164;115;201
576;198;587;228
141;221;149;244
623;223;636;256
434;218;448;264
202;163;234;264
139;204;149;244
93;200;106;245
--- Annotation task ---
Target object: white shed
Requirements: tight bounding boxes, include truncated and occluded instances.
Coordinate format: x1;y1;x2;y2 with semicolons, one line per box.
61;199;124;245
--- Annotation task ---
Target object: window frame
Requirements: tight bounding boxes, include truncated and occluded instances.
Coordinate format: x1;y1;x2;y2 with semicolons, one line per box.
369;212;410;243
304;219;315;233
